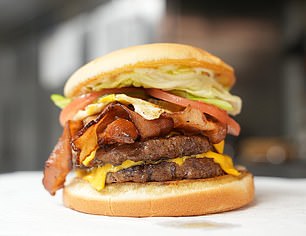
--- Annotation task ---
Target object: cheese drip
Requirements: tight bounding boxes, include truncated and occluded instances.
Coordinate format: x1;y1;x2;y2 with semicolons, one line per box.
76;150;240;191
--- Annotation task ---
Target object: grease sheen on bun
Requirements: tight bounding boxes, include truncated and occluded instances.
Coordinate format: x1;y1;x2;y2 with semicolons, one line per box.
63;172;254;217
64;43;236;98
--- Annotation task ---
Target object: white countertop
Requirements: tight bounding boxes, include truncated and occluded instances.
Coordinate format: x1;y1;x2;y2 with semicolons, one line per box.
0;172;306;236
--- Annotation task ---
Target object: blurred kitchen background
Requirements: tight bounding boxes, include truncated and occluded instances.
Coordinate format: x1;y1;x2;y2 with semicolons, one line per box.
0;0;305;177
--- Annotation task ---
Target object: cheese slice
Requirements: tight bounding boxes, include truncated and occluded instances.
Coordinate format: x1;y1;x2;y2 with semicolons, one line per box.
213;140;224;154
77;160;143;191
196;151;240;176
76;151;240;191
82;149;96;166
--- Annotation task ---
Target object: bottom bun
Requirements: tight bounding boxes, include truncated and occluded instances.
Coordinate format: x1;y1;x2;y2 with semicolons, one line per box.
63;171;254;217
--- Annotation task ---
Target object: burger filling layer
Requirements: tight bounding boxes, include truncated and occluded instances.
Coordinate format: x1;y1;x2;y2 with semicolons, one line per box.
43;89;240;195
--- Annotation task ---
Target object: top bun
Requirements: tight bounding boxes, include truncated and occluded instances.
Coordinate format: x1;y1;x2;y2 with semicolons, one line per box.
64;43;236;98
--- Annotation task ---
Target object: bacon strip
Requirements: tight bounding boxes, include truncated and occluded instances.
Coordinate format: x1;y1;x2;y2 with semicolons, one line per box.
42;120;82;195
163;106;227;143
99;118;138;144
202;120;227;144
72;103;129;163
119;104;174;140
72;103;174;164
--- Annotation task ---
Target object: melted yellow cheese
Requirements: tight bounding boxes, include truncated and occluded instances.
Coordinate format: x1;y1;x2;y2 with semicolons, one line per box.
82;149;96;166
213;140;224;154
77;160;143;191
76;151;240;191
196;151;240;176
168;156;188;166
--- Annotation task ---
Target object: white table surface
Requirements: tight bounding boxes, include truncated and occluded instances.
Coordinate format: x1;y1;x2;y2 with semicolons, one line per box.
0;172;306;236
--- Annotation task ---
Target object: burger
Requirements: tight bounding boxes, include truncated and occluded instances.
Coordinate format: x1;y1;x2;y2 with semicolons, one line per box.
42;43;254;217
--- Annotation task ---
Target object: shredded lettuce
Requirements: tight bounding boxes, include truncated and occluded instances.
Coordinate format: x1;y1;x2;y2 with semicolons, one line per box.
88;65;242;115
50;94;71;109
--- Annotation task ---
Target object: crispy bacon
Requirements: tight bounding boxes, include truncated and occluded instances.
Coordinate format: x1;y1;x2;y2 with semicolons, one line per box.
72;103;129;163
119;105;174;140
99;118;138;144
163;106;227;143
42;120;82;195
202;121;227;144
72;103;174;164
165;106;208;132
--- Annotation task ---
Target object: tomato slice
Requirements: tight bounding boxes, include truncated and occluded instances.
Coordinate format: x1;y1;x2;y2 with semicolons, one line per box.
146;88;240;136
59;88;144;126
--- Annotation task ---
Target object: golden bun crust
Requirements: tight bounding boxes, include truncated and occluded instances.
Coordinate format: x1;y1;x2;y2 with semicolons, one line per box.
63;172;254;217
64;43;236;98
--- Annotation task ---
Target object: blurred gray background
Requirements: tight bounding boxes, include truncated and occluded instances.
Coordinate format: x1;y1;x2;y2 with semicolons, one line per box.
0;0;305;177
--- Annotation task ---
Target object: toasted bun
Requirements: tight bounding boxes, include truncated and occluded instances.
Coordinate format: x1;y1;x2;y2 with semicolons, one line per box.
63;172;254;217
64;43;236;98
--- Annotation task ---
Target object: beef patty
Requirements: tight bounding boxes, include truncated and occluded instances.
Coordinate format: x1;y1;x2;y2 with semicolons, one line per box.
78;135;212;167
106;158;225;184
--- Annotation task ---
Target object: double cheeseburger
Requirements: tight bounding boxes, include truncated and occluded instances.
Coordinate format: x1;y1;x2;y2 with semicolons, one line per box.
43;43;254;217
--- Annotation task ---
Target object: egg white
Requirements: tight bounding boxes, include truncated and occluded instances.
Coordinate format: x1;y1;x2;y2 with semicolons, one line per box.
73;94;168;121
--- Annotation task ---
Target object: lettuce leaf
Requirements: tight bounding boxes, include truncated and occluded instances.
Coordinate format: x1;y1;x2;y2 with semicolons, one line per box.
171;90;233;112
88;66;242;115
50;94;71;109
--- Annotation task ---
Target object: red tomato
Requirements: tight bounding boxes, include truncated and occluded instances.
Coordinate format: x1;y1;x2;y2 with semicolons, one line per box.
59;88;144;126
146;88;240;136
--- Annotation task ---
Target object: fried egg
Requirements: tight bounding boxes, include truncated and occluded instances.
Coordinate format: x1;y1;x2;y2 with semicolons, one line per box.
73;94;168;121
